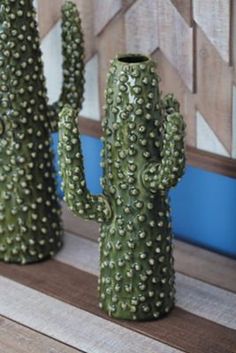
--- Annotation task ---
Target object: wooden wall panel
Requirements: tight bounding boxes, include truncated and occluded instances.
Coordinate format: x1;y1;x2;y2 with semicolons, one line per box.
193;0;231;63
158;0;194;92
153;49;196;146
196;27;232;153
96;16;126;111
94;0;122;35
37;0;236;172
38;0;63;39
171;0;193;26
125;0;159;54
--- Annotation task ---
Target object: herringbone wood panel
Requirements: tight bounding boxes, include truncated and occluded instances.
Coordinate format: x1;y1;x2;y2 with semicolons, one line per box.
37;0;234;160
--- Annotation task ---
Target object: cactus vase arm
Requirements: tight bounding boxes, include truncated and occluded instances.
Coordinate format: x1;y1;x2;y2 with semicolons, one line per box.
58;106;112;223
48;2;85;132
142;94;186;192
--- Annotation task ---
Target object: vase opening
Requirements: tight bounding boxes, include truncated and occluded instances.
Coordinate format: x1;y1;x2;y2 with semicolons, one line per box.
118;54;149;64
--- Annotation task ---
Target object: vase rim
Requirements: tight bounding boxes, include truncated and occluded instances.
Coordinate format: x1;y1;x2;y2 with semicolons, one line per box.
116;53;151;65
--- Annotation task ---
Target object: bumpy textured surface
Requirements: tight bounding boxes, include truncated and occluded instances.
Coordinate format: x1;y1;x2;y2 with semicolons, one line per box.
59;54;185;320
0;0;84;264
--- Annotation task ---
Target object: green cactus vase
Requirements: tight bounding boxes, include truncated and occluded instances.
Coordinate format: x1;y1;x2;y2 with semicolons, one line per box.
59;54;185;320
0;0;84;264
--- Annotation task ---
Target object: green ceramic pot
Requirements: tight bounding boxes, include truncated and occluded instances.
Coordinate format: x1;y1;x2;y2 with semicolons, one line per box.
59;53;186;320
0;0;84;264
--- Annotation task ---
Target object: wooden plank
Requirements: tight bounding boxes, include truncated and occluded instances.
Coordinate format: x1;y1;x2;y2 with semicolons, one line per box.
62;201;99;241
152;49;196;146
38;0;63;39
171;0;193;26
94;0;122;35
124;0;159;54
196;26;232;153
55;233;236;330
175;239;236;293
0;316;81;353
55;232;99;276
187;145;236;179
233;85;236;158
97;15;125;113
61;213;236;294
158;0;194;91
193;0;230;63
0;259;236;353
196;110;230;157
79;116;102;137
0;277;183;353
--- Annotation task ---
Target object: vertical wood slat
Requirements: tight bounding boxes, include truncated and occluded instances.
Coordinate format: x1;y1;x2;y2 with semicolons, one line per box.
152;49;196;146
171;0;193;26
158;0;194;91
37;0;236;160
124;0;159;54
96;16;126;112
193;0;231;63
38;0;63;39
94;0;122;35
196;27;232;153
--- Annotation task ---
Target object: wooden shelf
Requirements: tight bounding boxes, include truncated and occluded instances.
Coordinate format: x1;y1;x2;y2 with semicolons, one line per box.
78;117;236;179
0;204;235;353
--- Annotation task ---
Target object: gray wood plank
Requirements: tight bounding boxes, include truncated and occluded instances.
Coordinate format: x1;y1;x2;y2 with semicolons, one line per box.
56;232;236;329
0;316;81;353
0;276;183;353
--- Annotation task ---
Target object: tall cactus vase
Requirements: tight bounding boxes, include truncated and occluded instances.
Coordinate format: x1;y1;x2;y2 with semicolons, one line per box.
59;54;185;321
0;0;84;264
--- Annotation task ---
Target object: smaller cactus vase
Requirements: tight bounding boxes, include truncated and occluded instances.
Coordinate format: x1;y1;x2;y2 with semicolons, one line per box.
0;0;84;264
59;54;186;321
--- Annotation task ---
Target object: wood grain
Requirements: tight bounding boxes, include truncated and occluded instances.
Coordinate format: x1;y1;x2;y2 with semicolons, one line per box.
38;0;63;39
232;85;236;158
196;110;230;156
0;316;81;353
55;232;99;276
175;239;236;293
125;0;159;54
76;113;236;178
61;211;236;294
55;232;236;330
152;49;196;146
94;0;122;35
62;202;99;240
0;277;182;353
79;116;102;138
96;15;125;112
0;262;235;353
171;0;193;26
196;27;232;153
193;0;231;63
187;145;236;178
158;0;194;91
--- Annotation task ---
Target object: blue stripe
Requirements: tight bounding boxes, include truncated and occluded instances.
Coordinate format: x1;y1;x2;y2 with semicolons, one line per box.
52;133;236;258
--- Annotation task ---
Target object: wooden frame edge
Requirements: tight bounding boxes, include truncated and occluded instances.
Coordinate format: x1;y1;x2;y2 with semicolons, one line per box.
78;117;236;179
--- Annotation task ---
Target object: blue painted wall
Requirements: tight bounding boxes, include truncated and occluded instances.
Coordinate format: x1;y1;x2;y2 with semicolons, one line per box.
52;133;236;258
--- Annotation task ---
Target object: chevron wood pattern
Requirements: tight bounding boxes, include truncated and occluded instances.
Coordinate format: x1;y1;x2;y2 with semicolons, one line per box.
193;0;230;63
35;0;236;169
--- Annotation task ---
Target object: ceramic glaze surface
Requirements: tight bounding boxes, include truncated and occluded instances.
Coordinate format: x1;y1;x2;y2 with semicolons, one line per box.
59;54;185;320
0;0;84;264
